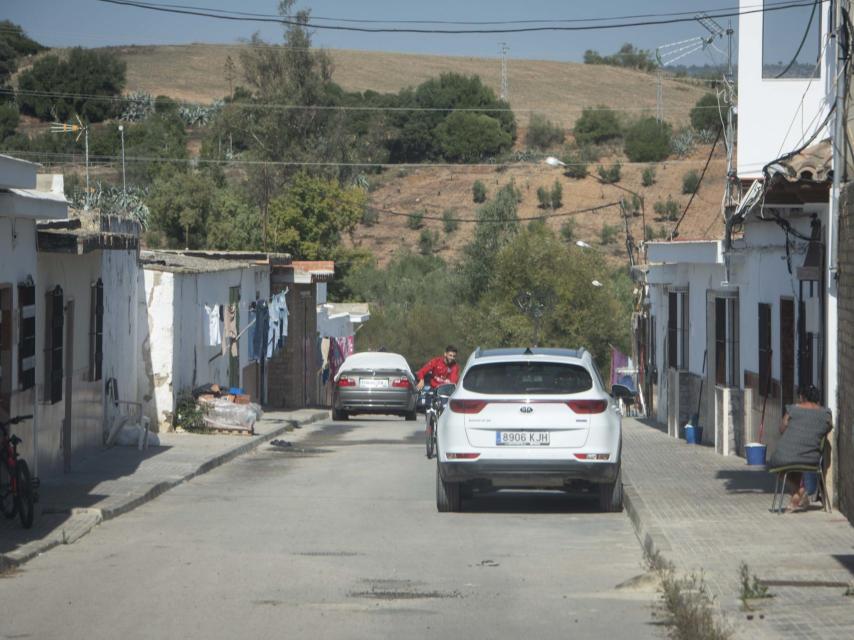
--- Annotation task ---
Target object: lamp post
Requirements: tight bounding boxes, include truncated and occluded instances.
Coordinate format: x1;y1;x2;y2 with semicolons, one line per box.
118;124;126;197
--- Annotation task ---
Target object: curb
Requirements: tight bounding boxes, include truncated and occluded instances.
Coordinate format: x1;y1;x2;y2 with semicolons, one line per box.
0;410;329;571
622;472;673;566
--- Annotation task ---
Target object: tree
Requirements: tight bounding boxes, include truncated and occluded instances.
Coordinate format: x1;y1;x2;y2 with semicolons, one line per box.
146;171;220;249
442;209;459;233
472;180;487;203
526;113;565;150
206;191;263;250
573;107;622;146
583;43;658;72
624;117;672;162
434;111;512;162
690;93;722;132
536;186;550;209
17;48;126;122
0;103;19;141
268;171;366;259
0;21;45;87
458;183;520;304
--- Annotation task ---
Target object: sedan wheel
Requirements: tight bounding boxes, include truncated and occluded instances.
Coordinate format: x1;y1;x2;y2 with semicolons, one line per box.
436;465;461;512
598;466;623;513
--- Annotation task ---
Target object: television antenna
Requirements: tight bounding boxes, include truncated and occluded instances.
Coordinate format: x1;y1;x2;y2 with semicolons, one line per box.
50;114;90;208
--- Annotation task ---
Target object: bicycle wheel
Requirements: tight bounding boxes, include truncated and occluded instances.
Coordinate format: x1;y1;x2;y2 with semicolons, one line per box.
425;413;437;459
14;460;34;529
0;461;16;519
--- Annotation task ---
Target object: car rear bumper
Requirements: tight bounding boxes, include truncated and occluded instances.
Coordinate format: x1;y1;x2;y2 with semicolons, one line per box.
334;390;416;413
439;459;620;484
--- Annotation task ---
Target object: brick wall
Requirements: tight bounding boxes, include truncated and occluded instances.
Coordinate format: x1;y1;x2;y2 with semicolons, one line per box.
837;182;854;524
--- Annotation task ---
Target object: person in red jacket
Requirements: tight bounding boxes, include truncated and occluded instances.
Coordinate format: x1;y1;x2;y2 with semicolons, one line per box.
416;345;460;390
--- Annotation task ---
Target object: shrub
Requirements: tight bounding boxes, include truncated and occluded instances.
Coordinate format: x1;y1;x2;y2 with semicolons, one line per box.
597;162;622;184
550;180;563;209
536;186;550;209
600;223;619;245
472;180;487;203
418;229;440;255
690;93;722;132
654;196;681;221
682;170;701;195
407;209;425;229
644;224;669;241
442;208;459;233
621;194;643;216
0;103;18;141
624;117;672;162
560;149;589;179
362;207;379;226
435;111;513;162
642;166;656;186
526;113;565;150
671;128;696;157
560;219;576;242
573;106;622;146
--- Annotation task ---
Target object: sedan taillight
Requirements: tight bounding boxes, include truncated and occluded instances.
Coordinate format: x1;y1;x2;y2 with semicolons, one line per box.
392;378;412;389
337;377;356;387
566;399;608;414
449;399;487;414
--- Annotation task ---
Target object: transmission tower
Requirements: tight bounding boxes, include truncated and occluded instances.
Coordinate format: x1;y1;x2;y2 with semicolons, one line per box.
499;42;509;101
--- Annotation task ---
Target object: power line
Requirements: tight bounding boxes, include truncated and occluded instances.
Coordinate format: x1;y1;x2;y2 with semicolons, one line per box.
373;200;621;223
93;0;825;35
670;125;722;239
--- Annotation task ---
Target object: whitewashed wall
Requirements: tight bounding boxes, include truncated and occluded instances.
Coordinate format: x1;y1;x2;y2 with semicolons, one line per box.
101;249;140;412
737;0;832;178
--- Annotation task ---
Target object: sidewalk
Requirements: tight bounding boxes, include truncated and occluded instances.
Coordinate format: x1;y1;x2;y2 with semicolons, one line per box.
623;417;854;640
0;408;328;571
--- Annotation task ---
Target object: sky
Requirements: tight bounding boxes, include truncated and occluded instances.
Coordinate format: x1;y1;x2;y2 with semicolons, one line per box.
4;0;825;67
4;0;752;65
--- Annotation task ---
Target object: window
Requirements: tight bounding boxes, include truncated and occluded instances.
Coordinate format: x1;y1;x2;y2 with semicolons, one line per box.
714;297;739;387
17;280;36;390
667;289;689;370
758;303;772;396
89;279;103;382
762;0;821;79
44;286;64;404
462;362;593;395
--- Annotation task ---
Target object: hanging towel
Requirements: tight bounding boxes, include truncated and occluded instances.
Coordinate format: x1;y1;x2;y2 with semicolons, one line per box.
223;303;238;357
204;304;222;347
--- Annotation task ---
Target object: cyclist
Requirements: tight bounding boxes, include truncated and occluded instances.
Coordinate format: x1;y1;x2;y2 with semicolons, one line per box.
416;345;460;391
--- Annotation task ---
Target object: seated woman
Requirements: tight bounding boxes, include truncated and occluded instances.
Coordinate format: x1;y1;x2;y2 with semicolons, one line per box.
768;385;832;512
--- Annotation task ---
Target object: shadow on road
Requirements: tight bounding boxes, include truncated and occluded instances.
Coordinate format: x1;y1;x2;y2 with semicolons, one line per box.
461;489;602;514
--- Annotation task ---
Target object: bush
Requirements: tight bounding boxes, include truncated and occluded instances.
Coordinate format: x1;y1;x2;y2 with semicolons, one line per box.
434;111;512;162
472;180;487;203
671;128;696;157
654;196;681;221
642;166;656;187
442;208;459;233
526;113;565;150
682;170;701;195
690;93;722;132
536;186;550;209
624;117;672;162
418;229;440;255
573;107;622;146
361;207;379;226
407;209;425;230
621;194;643;216
600;223;619;245
560;219;576;242
597;162;622;184
560;149;588;179
644;224;668;241
550;180;563;209
0;103;18;140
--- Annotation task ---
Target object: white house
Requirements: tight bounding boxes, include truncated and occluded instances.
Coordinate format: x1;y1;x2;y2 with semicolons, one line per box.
138;250;279;430
640;1;840;473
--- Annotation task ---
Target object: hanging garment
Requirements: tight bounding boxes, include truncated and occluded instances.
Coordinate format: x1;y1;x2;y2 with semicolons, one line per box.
248;306;258;361
204;304;222;347
329;337;345;381
345;334;355;356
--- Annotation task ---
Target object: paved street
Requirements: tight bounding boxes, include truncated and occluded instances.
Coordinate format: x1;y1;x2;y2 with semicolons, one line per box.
0;416;657;640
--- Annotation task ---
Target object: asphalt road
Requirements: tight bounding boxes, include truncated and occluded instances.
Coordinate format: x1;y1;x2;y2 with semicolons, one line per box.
0;416;660;640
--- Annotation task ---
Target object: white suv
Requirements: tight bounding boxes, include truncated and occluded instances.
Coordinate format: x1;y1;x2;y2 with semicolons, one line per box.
436;347;623;513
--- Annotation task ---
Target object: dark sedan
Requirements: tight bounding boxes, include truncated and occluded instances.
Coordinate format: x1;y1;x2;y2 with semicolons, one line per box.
332;352;418;421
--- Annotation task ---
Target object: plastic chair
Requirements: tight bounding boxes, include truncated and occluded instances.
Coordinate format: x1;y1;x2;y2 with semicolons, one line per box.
769;437;830;514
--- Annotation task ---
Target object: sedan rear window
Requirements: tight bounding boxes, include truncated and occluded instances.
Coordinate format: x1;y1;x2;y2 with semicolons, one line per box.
462;362;593;395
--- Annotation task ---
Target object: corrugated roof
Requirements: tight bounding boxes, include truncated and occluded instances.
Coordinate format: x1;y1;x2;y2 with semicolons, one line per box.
140;250;271;274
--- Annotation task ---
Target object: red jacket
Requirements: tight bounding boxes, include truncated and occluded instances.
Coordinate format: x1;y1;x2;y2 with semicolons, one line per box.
417;356;460;388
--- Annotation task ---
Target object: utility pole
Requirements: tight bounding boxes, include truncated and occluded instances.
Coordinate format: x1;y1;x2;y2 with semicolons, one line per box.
118;124;126;197
499;42;509;101
723;19;738;219
655;72;663;122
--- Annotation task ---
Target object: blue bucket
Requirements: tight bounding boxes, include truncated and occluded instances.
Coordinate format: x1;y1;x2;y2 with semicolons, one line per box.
745;443;767;466
229;387;244;395
684;424;699;444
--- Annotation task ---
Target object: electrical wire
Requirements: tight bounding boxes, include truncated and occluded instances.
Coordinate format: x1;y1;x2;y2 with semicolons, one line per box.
773;0;820;78
670;125;723;239
92;0;825;35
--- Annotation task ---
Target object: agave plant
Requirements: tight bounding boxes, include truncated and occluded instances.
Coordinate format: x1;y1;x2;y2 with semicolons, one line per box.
121;91;155;122
670;128;696;158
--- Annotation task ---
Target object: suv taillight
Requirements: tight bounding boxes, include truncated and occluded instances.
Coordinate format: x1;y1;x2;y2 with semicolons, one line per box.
337;377;356;387
449;399;487;414
392;378;412;389
566;399;608;414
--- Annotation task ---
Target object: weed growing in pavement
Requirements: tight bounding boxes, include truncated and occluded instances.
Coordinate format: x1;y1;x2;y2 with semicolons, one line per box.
844;582;854;596
175;394;207;432
738;562;773;610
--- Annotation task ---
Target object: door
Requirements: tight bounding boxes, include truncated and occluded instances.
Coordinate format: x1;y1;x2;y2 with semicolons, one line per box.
780;298;795;409
63;300;74;473
0;285;11;422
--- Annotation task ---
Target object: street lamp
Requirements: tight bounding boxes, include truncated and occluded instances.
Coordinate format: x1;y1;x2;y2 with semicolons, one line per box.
118;124;126;197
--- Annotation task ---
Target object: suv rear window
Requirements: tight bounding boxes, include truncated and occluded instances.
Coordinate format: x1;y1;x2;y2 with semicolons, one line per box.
462;362;593;395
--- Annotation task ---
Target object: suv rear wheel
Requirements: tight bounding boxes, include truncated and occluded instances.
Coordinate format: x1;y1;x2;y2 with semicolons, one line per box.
436;465;461;512
598;466;623;512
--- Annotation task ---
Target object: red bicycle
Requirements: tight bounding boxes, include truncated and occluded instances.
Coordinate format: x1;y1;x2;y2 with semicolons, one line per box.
1;414;36;529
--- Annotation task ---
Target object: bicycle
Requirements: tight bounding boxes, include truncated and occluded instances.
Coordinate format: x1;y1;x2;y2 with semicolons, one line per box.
1;414;37;529
425;387;438;459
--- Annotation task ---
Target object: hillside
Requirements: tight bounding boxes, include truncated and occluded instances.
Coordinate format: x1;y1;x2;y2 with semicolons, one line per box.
109;44;710;129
